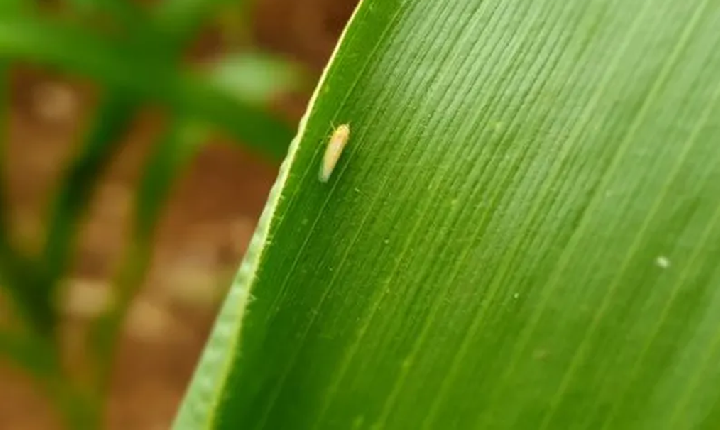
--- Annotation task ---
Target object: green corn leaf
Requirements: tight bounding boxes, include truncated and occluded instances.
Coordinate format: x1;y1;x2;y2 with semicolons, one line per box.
175;0;720;429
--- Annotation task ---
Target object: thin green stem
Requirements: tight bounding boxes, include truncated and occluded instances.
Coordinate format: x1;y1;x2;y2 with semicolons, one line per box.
0;331;56;378
0;331;99;430
44;365;103;430
89;119;205;391
0;60;54;333
42;94;137;300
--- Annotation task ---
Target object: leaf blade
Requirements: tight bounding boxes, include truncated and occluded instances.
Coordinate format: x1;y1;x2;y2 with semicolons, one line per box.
176;0;720;429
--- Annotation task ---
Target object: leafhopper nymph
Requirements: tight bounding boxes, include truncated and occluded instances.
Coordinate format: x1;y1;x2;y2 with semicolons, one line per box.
319;123;350;182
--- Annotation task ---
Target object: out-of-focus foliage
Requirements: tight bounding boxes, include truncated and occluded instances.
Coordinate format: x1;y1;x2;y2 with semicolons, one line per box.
0;1;300;429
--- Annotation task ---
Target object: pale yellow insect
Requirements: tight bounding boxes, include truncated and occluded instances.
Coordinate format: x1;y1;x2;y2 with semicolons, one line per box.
319;123;350;182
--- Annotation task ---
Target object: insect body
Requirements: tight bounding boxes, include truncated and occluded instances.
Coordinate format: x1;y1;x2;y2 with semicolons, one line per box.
319;123;350;182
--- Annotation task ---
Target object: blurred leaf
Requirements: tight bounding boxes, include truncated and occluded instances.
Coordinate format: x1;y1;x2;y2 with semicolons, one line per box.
208;52;304;105
0;14;292;159
155;0;240;47
0;331;56;377
175;0;720;429
0;329;101;430
43;95;136;293
0;61;51;332
89;119;206;383
215;3;252;49
134;120;208;242
0;62;9;236
0;243;50;333
63;0;155;40
64;0;146;21
0;1;24;13
64;0;101;10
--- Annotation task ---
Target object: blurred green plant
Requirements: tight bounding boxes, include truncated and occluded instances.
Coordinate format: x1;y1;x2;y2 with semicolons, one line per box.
0;1;301;429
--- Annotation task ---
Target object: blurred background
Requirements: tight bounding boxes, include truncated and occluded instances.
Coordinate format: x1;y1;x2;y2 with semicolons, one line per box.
0;0;358;428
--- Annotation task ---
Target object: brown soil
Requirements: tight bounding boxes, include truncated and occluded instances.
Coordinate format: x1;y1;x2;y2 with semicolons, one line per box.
0;1;357;429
